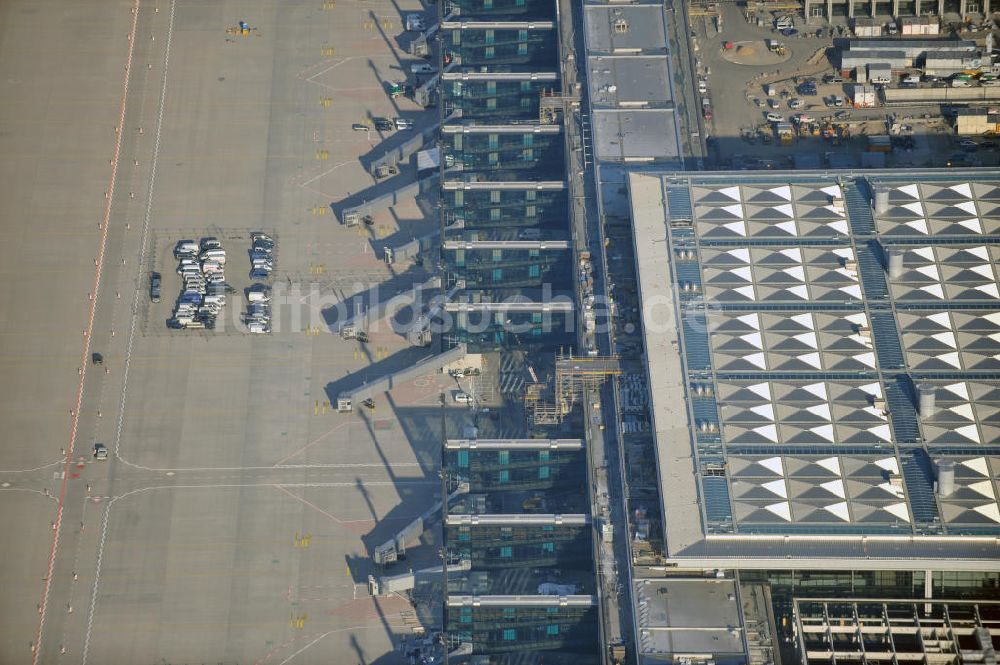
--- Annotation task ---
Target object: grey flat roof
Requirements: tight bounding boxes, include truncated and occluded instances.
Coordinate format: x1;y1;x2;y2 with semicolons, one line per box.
627;170;1000;570
585;4;668;53
446;513;590;526
633;579;746;658
588;55;673;107
445;438;584;449
447;594;597;607
593;110;680;162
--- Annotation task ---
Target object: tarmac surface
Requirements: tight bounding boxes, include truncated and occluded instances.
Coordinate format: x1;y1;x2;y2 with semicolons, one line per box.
0;1;449;663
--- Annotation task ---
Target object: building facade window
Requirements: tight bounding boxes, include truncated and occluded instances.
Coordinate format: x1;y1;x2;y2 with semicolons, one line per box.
498;450;509;465
547;624;559;636
500;546;512;558
457;450;469;467
539;465;550;480
499;469;509;483
503;628;516;640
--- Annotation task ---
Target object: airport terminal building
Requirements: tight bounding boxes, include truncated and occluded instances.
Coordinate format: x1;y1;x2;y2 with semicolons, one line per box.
622;169;1000;664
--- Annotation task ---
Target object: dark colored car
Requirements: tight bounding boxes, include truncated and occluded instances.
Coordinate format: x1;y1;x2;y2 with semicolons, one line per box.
150;271;161;302
373;118;394;132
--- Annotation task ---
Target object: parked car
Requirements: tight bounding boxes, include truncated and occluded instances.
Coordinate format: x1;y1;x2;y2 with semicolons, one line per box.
766;112;784;123
150;271;161;302
394;118;414;130
789;98;804;109
454;391;474;404
93;443;108;460
373;117;393;132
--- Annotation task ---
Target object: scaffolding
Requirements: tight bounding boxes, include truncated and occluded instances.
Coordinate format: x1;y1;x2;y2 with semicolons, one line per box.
524;353;621;425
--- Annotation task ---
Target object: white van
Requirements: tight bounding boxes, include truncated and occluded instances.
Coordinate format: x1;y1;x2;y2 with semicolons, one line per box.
410;63;436;75
453;391;473;404
766;112;784;123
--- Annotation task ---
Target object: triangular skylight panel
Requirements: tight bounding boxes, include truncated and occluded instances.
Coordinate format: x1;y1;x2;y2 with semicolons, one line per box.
827;220;849;235
859;382;882;398
760;456;784;475
782;266;806;281
905;219;929;234
968;480;996;500
920;284;945;299
949;403;975;421
970;264;994;279
855;352;876;368
878;481;905;497
719;186;741;201
731;266;753;282
780;248;803;262
775;220;798;235
824;501;851;521
845;312;868;326
961;457;989;476
902;201;924;215
736;313;761;329
875;457;899;474
787;284;810;300
797;352;822;369
807;403;832;420
817;456;841;475
745;352;767;369
958;218;983;233
944;382;970;400
868;424;891;441
936;352;961;369
954;424;980;443
753;424;779;442
965;246;990;261
751;404;776;420
897;184;920;198
950;183;972;197
747;382;771;400
972;503;1000;524
932;332;958;348
975;283;1000;298
821;479;846;498
839;284;863;299
884;502;910;522
927;312;951;327
912;246;935;261
955;200;978;214
733;285;757;300
803;382;828;400
791;313;815;329
810;424;835;441
762;479;788;497
728;248;751;263
764;501;792;521
740;332;764;349
772;203;794;217
770;185;792;200
723;220;747;236
794;332;819;349
915;264;941;280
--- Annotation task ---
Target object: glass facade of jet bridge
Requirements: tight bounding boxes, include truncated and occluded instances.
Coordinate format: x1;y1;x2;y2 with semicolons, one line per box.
445;27;558;68
446;248;570;289
446;520;592;569
446;304;573;349
442;129;563;176
443;0;556;20
444;446;585;492
442;76;558;121
447;600;598;654
442;185;566;234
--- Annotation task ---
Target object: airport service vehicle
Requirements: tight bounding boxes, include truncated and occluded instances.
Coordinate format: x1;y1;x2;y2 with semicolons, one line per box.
405;14;426;31
410;63;436;75
766;112;784;123
454;392;474;404
150;272;161;302
93;443;108;460
394;118;413;130
373;118;394;132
